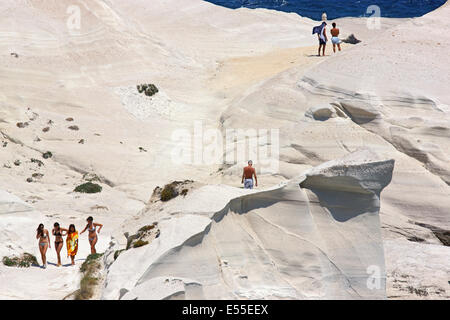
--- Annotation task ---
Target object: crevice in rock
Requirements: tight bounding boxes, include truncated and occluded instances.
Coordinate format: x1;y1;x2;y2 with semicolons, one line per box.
412;222;450;247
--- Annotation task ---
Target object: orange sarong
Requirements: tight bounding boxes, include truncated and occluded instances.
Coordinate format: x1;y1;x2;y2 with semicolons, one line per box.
66;231;79;257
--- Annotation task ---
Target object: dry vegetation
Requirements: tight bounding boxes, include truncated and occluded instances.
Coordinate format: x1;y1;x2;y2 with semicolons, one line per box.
75;253;104;300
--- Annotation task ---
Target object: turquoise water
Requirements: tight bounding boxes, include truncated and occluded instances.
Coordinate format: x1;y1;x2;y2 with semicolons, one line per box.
205;0;446;19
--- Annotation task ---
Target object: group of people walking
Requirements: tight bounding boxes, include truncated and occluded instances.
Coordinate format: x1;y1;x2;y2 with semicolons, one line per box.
36;216;103;268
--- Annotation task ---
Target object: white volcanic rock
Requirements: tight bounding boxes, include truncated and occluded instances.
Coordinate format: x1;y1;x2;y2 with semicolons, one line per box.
102;150;394;300
291;3;450;298
0;0;448;300
113;86;187;120
0;190;41;258
102;214;212;300
121;276;203;300
385;239;450;299
297;3;450;186
300;149;394;194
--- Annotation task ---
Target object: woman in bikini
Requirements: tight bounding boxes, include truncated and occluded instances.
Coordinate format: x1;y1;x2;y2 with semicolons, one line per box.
80;216;103;254
36;224;51;269
52;222;68;267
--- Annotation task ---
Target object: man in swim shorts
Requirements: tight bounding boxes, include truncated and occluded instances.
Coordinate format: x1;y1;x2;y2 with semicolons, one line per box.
330;22;342;53
317;21;328;57
242;160;258;189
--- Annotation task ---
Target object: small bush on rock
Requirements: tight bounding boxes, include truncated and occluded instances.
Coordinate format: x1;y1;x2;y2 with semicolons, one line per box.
160;183;178;202
31;158;44;167
42;151;52;159
125;222;159;250
74;182;102;194
2;253;38;268
76;253;104;300
16;122;29;128
137;83;159;97
150;180;194;203
113;249;126;261
139;225;155;233
133;240;149;248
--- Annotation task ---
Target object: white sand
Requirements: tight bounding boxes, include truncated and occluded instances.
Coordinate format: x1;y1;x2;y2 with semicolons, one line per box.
0;0;448;299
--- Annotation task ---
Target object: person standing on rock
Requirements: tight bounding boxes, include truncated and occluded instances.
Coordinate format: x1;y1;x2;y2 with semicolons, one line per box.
313;21;328;56
36;223;51;269
80;216;103;254
52;222;67;267
242;160;258;189
330;22;342;53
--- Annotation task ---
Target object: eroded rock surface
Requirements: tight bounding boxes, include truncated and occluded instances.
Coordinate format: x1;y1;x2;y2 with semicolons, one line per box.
103;150;394;299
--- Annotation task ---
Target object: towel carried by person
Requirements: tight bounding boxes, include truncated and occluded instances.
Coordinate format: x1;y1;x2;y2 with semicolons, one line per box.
67;231;78;257
312;22;327;43
312;22;326;36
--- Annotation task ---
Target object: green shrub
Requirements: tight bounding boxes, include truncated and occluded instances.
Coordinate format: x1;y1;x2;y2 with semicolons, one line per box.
76;253;104;300
2;253;38;268
126;234;138;250
76;277;98;300
31;158;44;167
2;256;16;267
20;253;38;267
74;182;102;194
145;84;159;97
133;240;149;248
80;253;103;273
113;249;125;261
124;223;159;251
42;151;52;159
138;225;155;233
160;183;178;202
137;83;159;97
16;122;29;128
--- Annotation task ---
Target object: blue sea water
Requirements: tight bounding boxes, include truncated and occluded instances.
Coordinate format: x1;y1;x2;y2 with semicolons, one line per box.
205;0;446;20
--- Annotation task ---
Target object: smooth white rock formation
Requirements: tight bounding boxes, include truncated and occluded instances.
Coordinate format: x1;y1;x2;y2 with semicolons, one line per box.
103;150;394;299
0;0;448;300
